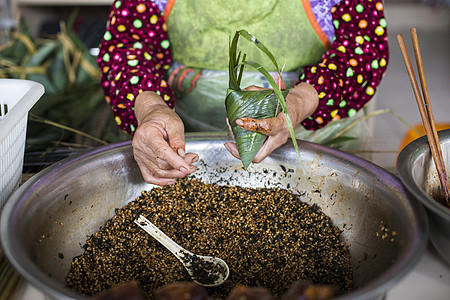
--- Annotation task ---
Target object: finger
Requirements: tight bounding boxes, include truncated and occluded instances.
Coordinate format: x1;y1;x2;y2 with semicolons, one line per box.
252;133;289;163
224;142;240;159
136;162;177;186
134;137;195;185
185;153;199;165
140;156;194;182
153;141;189;170
132;135;174;172
243;85;269;91
226;118;236;141
165;119;187;160
252;140;274;163
180;153;198;174
236;117;284;136
144;151;196;178
137;122;191;172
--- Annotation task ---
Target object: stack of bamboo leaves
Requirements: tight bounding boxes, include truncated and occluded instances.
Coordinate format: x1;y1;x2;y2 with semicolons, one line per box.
0;16;126;149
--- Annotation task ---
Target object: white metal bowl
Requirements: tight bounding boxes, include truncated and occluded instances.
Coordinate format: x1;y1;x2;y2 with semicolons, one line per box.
1;134;428;299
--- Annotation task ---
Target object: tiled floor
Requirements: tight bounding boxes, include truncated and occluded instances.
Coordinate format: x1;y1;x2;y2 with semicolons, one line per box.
369;3;450;169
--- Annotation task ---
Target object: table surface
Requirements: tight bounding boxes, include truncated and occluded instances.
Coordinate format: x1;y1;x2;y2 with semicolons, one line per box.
14;242;450;300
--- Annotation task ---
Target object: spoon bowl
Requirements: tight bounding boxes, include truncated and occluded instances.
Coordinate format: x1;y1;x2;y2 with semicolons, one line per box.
134;215;230;287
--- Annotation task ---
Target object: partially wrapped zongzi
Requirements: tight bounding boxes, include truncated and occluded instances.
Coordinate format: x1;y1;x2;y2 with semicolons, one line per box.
225;30;299;170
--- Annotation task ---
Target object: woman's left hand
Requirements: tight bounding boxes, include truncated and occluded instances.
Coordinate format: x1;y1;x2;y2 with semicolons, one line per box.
224;82;319;163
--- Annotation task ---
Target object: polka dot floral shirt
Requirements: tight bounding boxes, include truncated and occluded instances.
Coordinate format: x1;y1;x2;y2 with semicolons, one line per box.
98;0;389;135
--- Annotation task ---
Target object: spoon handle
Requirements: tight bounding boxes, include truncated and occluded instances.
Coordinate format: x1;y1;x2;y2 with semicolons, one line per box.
134;215;187;258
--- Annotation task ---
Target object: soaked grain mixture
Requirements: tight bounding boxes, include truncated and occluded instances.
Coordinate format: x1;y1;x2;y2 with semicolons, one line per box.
66;178;353;299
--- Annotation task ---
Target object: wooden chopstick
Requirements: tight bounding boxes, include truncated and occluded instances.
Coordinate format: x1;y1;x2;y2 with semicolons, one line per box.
397;30;450;205
410;29;450;206
410;28;446;174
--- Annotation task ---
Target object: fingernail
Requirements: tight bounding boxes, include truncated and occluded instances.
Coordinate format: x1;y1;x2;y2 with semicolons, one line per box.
224;143;231;152
177;148;185;158
180;167;189;173
235;119;244;126
192;155;199;163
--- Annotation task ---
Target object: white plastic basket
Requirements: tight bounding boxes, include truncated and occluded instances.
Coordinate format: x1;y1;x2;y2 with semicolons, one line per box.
0;79;44;208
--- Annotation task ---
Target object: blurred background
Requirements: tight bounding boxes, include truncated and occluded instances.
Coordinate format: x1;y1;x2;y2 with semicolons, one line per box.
0;0;449;172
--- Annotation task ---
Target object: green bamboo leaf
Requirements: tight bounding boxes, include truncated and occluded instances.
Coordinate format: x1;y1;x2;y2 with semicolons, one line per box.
228;33;242;91
0;38;31;62
65;27;90;53
25;42;59;67
76;52;101;84
47;46;69;92
237;30;281;72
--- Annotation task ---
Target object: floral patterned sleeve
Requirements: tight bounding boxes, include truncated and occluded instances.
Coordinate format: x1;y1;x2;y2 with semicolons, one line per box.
299;0;389;130
97;0;173;135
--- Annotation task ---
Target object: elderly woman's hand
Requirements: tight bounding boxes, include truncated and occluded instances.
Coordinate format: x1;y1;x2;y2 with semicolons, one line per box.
224;82;318;163
133;91;198;186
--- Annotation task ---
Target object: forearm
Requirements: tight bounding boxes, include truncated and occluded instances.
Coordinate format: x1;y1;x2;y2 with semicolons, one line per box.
135;91;170;125
97;0;174;135
299;0;389;130
286;82;319;127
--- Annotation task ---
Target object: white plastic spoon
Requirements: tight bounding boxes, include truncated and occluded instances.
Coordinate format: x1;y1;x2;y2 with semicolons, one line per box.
134;214;230;287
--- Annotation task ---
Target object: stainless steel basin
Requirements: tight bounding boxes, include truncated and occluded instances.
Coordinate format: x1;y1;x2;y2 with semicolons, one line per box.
1;134;428;299
397;128;450;265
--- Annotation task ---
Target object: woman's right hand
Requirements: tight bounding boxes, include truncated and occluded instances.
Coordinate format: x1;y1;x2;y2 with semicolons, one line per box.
133;91;198;186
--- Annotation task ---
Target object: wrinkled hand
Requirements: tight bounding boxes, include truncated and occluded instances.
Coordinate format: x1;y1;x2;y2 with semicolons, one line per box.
224;82;318;163
133;91;198;186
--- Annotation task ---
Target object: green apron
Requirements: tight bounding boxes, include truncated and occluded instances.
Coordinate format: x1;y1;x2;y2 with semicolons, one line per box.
165;0;371;154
